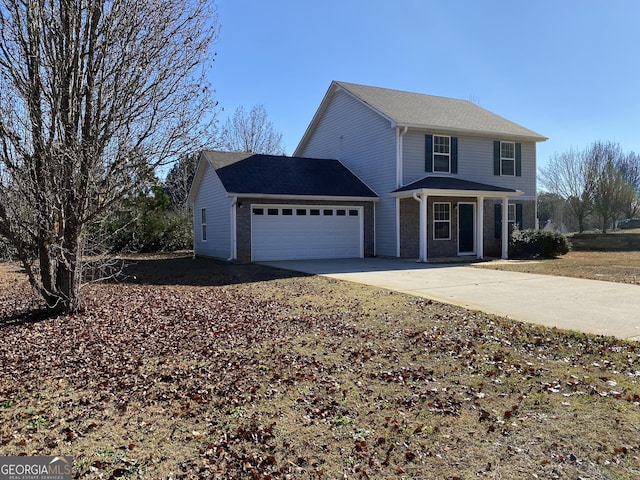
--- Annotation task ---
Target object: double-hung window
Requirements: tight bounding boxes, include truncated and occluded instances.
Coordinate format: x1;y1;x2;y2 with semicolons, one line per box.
433;202;451;240
501;141;516;176
433;135;451;173
426;134;458;173
494;140;521;176
201;208;207;241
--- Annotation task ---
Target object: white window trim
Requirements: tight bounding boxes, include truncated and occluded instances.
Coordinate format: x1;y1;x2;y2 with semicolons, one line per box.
432;135;451;174
433;202;451;240
500;141;516;177
200;208;207;242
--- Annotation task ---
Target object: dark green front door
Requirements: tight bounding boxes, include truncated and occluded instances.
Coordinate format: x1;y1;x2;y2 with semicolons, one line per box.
458;203;475;254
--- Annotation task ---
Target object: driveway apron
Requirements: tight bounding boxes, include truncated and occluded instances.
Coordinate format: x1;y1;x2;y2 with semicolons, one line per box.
260;258;640;341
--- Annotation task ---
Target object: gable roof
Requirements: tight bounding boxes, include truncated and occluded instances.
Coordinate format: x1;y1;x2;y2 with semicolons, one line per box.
191;151;378;201
295;81;547;154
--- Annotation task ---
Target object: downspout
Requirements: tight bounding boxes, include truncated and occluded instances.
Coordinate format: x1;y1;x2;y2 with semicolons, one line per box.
228;196;237;261
396;126;408;188
395;126;408;258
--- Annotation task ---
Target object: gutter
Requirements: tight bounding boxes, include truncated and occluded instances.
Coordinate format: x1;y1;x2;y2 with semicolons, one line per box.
393;188;523;199
394;123;548;143
226;193;380;203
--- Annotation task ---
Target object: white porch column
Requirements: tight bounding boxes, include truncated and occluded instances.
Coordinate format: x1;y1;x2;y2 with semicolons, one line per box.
476;196;484;259
501;196;509;259
417;193;428;262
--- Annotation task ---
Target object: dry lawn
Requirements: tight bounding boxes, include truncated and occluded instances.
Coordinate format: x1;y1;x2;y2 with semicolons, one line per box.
474;251;640;285
0;255;639;479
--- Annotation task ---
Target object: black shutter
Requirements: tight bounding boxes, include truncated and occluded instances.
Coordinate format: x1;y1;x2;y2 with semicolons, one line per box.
515;143;522;177
493;141;501;176
425;135;433;173
451;137;458;174
494;203;502;239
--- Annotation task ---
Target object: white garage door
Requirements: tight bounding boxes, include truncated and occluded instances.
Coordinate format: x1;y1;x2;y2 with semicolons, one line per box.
251;205;363;261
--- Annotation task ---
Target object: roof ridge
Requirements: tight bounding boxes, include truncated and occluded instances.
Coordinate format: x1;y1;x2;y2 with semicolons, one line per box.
330;81;547;142
334;80;474;105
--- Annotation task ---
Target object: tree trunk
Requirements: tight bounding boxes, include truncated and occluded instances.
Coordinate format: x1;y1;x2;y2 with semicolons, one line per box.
34;225;81;313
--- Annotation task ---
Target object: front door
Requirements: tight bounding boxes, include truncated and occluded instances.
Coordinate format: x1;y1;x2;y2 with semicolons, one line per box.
458;203;475;254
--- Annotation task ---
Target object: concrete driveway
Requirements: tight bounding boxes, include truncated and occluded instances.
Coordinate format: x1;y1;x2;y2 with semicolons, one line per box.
260;258;640;341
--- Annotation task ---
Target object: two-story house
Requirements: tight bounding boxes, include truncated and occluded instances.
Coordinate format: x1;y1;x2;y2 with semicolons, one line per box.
295;81;547;261
188;81;546;262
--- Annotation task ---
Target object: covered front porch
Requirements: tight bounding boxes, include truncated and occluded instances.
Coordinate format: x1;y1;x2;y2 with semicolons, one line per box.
392;177;523;262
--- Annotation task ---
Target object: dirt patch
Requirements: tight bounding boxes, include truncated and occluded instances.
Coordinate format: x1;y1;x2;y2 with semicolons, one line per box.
1;256;639;479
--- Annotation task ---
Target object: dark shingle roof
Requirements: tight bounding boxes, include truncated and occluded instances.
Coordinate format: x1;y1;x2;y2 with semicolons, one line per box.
202;151;378;198
393;176;519;194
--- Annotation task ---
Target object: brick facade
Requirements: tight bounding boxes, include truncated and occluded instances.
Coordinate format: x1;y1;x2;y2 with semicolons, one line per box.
399;197;536;259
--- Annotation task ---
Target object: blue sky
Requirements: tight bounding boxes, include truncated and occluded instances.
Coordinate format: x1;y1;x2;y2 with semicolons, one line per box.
211;0;640;170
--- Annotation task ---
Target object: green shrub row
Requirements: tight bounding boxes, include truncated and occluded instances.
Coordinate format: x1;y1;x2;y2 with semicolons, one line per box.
510;229;571;259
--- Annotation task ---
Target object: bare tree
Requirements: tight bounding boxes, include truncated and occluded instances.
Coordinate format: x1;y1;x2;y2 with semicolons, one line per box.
0;0;219;312
617;151;640;220
220;105;285;155
539;147;597;233
590;141;638;232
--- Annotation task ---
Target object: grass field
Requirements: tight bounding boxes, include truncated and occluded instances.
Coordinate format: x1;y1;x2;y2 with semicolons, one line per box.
474;251;640;285
1;254;639;479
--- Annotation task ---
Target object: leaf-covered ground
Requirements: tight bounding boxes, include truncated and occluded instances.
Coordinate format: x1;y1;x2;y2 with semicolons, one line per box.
1;256;639;479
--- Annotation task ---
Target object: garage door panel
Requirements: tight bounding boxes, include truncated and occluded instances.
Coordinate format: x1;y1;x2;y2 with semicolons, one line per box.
251;205;362;261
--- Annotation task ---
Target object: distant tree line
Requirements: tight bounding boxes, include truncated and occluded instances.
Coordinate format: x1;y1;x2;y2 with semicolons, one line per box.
538;141;640;233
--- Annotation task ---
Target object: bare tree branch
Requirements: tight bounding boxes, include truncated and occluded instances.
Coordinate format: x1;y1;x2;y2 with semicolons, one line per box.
220;104;285;155
0;0;219;312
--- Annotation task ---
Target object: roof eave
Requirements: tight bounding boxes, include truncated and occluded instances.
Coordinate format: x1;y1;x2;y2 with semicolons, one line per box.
390;188;524;198
227;192;380;203
394;123;548;143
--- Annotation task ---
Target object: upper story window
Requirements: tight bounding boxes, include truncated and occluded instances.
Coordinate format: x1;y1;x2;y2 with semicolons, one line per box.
425;134;457;174
433;135;451;173
493;140;522;177
501;141;515;176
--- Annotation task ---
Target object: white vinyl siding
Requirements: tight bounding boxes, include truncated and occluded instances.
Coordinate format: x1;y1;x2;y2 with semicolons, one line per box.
193;165;232;258
298;89;397;256
402;133;536;199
